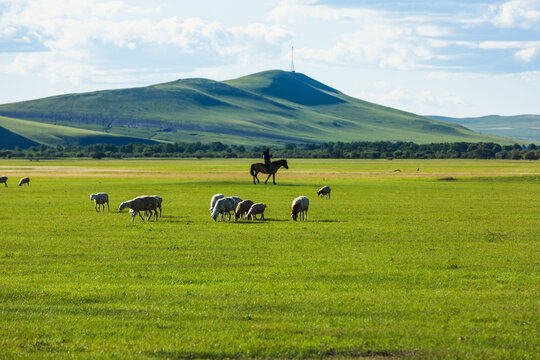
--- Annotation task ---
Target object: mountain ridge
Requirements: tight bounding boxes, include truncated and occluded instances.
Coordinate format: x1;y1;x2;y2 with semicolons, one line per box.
0;69;514;146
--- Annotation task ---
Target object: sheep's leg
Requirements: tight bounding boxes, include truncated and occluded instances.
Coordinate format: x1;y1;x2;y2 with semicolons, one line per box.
138;211;145;221
261;213;264;220
106;202;110;212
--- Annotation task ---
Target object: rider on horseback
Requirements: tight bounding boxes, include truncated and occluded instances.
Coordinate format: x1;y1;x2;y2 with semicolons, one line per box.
262;148;273;172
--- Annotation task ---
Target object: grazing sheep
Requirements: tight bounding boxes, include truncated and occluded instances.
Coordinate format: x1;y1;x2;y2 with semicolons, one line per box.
291;196;309;221
211;197;236;222
0;176;7;187
317;185;331;199
18;177;30;186
90;192;109;212
230;196;243;207
234;200;254;221
152;195;163;217
119;195;160;222
246;203;266;220
209;193;225;213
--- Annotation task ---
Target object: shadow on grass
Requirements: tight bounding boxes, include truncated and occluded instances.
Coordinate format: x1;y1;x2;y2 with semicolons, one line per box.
149;348;414;359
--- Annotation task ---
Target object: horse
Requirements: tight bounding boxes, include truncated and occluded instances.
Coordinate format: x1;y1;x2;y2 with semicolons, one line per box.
250;159;288;185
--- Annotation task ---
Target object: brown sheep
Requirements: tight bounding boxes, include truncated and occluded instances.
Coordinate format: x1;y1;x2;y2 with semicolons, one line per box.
234;200;254;221
119;195;160;222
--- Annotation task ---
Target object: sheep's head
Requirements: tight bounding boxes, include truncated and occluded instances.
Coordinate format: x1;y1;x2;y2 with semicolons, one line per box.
90;194;96;201
234;211;241;221
291;203;299;221
317;189;322;196
211;213;218;222
119;202;128;211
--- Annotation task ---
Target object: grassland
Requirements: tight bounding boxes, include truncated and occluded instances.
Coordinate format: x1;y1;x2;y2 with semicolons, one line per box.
0;159;538;359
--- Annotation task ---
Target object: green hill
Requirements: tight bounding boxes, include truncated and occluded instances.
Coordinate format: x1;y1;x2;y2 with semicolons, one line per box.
0;70;514;146
427;115;540;143
0;116;157;147
0;125;39;149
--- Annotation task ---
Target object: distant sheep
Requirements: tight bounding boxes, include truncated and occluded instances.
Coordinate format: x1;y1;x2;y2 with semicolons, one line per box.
209;193;225;213
119;195;160;222
234;200;254;221
18;177;30;186
0;176;7;187
211;197;236;222
291;196;309;221
90;192;109;212
246;203;266;220
317;185;331;199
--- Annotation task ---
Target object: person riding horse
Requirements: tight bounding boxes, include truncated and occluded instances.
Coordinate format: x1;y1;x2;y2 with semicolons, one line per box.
262;148;273;172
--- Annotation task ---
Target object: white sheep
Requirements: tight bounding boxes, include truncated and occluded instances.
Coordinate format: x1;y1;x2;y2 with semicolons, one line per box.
317;185;331;199
246;203;266;220
291;196;309;221
209;193;225;213
119;195;160;221
211;197;236;222
18;177;30;186
234;200;254;221
90;192;109;212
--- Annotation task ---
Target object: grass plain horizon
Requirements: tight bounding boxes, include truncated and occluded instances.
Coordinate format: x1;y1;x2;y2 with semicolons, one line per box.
0;158;538;359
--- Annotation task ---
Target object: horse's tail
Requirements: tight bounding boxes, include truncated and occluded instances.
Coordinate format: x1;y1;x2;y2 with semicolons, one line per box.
250;164;256;177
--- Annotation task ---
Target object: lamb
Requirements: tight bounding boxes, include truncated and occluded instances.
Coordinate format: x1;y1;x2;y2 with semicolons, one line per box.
0;176;7;187
234;200;254;221
90;192;109;212
291;196;309;221
211;197;236;222
209;193;224;213
119;195;160;222
317;185;331;199
18;177;30;186
246;203;266;220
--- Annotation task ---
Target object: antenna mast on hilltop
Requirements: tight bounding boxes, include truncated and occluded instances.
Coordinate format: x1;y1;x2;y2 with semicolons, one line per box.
290;46;295;73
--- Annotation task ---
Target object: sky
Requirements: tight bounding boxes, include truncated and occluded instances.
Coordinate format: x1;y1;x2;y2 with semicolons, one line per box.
0;0;539;117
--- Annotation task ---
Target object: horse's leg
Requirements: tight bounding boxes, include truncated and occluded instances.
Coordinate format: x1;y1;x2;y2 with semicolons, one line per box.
273;173;276;184
264;173;272;184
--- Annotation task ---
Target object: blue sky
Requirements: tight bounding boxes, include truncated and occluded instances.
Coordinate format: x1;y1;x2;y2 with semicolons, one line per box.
0;0;539;117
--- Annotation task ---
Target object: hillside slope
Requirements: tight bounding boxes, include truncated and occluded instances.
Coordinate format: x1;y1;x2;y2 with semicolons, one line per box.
0;70;513;146
0;116;158;147
428;115;540;143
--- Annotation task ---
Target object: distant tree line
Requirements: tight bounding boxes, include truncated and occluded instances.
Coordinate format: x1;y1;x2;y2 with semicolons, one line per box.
1;141;539;160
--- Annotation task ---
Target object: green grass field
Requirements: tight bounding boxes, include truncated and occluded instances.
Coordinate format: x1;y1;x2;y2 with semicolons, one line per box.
0;159;538;359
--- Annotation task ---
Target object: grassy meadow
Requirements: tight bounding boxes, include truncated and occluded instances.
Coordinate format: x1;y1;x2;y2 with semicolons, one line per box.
0;158;538;359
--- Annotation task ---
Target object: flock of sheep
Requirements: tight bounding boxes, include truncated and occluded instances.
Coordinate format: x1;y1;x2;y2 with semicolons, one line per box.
209;185;331;222
0;176;30;186
89;185;331;222
1;173;330;223
90;193;163;222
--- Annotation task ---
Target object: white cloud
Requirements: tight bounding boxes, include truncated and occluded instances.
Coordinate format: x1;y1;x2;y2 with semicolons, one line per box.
490;0;540;28
515;46;538;61
0;0;292;84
